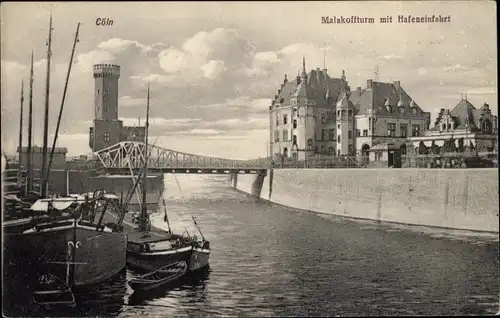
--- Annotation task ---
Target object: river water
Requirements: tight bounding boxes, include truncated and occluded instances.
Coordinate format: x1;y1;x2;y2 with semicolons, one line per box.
3;174;499;317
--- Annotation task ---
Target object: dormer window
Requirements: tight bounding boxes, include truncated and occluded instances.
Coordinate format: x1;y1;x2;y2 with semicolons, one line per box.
400;108;405;114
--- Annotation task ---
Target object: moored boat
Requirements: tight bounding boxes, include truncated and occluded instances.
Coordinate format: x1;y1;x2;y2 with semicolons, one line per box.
9;193;127;287
128;261;187;291
122;84;210;272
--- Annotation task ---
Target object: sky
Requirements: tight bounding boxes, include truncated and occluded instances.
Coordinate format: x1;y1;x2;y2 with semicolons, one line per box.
1;1;497;159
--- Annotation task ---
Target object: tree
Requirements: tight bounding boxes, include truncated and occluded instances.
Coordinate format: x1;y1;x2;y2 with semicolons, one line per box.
449;137;457;152
458;138;465;152
430;140;439;154
418;141;428;155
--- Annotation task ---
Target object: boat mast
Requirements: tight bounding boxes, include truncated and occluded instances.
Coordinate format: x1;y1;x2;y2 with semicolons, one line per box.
27;52;34;193
139;82;151;233
40;13;53;198
47;22;80;184
18;80;24;170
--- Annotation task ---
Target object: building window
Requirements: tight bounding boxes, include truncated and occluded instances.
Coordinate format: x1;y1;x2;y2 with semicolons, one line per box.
348;110;352;116
338;149;341;156
292;135;297;145
337;110;341;117
103;132;110;142
321;129;326;141
328;146;334;154
321;115;326;124
363;129;368;136
282;130;288;142
329;129;335;141
412;108;417;115
369;118;372;131
320;145;325;153
337;135;341;143
348;131;352;139
388;123;396;137
274;130;280;142
348;145;353;154
400;108;405;114
412;124;420;137
283;114;288;125
337;124;340;129
400;124;408;138
356;129;360;137
293;119;297;129
307;139;313;150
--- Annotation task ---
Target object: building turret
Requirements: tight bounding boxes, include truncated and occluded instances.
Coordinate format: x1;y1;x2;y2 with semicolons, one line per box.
335;89;355;155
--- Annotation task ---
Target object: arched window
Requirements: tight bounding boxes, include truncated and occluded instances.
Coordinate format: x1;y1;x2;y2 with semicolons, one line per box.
482;120;492;134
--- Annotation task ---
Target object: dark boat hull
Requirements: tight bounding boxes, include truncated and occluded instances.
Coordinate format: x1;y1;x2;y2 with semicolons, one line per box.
4;223;127;286
126;245;192;272
128;261;187;291
189;247;211;271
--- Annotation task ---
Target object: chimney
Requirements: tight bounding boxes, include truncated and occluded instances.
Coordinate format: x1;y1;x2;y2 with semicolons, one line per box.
323;68;328;74
356;86;361;93
394;80;400;89
278;89;281;94
367;79;373;89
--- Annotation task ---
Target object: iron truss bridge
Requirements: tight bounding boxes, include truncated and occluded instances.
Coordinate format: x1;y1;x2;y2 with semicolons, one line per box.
94;141;270;174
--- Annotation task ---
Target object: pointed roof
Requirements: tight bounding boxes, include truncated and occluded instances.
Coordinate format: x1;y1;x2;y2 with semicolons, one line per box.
449;97;479;130
350;81;427;116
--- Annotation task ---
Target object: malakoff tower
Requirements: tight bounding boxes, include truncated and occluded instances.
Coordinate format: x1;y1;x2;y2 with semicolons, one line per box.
89;64;145;152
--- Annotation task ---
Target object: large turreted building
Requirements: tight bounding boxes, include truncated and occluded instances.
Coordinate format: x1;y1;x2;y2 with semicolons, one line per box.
270;58;431;161
89;64;145;152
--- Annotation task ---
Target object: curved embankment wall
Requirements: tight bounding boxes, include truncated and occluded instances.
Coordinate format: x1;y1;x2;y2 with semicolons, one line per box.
232;169;499;233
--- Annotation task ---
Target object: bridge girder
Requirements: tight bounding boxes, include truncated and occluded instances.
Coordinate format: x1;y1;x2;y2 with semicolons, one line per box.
93;141;270;170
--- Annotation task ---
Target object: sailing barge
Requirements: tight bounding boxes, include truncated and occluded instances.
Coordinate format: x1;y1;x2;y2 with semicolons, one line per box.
3;16;128;288
122;83;211;272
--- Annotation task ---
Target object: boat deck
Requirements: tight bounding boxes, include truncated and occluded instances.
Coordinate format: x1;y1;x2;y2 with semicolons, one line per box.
108;210;173;244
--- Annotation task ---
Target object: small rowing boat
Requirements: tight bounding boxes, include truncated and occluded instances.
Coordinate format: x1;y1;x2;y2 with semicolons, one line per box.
128;261;187;291
33;273;75;307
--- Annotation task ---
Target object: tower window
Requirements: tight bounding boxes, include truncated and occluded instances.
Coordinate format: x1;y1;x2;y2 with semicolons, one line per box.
400;124;408;137
388;123;396;137
412;124;420;137
282;130;288;142
329;129;335;141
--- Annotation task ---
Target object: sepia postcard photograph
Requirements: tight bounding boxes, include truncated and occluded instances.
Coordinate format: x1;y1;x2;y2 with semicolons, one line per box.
0;1;498;317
